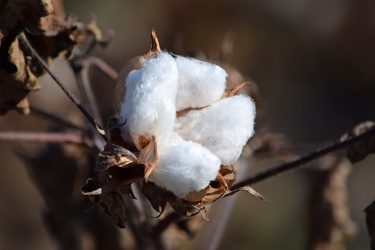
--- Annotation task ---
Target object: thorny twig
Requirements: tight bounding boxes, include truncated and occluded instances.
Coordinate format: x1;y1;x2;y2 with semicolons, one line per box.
230;124;375;190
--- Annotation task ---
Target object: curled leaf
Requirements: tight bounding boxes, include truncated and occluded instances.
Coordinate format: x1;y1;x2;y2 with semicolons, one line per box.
141;182;168;217
0;0;109;115
99;188;128;228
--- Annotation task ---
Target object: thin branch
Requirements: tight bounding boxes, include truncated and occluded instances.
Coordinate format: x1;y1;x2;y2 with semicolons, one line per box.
87;56;118;82
70;59;104;128
70;58;106;151
230;124;375;190
18;33;107;143
0;132;94;147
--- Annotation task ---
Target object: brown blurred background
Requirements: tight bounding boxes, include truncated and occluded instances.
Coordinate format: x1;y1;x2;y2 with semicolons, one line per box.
1;0;375;249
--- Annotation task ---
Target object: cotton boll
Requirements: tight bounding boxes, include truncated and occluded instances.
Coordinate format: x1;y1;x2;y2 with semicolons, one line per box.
148;135;221;198
175;95;255;166
175;56;227;111
118;52;178;149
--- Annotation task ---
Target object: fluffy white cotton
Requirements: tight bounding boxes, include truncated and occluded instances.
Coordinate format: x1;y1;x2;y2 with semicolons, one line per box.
175;56;227;111
148;134;221;198
118;52;178;149
175;95;255;166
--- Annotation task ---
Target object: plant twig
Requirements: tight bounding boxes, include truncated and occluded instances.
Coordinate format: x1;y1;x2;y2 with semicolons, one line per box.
18;33;107;143
0;131;94;147
230;124;375;190
70;58;104;128
87;56;118;82
70;57;106;151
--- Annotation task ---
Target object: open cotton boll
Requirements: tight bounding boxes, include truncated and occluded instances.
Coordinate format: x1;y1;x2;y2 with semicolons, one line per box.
148;135;221;198
175;56;227;111
175;95;255;166
118;52;178;149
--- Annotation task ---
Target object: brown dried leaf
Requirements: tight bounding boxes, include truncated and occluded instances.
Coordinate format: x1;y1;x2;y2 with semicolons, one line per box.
0;0;110;115
141;182;168;216
341;121;375;163
0;0;53;44
82;164;144;228
0;0;77;114
81;178;102;196
167;195;200;217
0;36;41;114
99;188;128;228
95;143;137;171
82;142;147;228
107;117;137;150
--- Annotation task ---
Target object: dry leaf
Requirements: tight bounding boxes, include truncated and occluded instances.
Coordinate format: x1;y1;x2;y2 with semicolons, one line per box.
0;0;73;114
141;182;168;216
0;0;108;115
99;188;128;228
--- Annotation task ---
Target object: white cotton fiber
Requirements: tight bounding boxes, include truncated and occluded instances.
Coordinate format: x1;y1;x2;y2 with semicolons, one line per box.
174;56;227;111
118;52;178;149
175;95;255;166
148;134;221;198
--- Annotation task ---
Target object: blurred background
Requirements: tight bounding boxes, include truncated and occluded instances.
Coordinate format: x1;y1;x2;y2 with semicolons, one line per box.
1;0;375;249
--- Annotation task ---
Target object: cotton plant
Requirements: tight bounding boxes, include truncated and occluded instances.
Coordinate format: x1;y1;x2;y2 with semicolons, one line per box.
82;30;261;228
